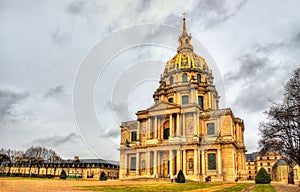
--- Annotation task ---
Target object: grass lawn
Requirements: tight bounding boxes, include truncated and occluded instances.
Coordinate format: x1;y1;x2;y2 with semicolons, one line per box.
215;183;253;192
252;184;276;192
77;182;253;192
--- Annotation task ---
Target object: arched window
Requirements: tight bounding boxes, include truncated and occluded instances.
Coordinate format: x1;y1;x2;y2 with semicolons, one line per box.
170;76;174;85
182;73;188;82
197;74;201;83
163;128;170;140
168;98;173;103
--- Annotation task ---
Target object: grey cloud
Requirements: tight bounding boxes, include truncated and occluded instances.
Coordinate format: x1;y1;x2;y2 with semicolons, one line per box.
44;85;64;98
99;128;120;138
233;81;282;112
225;55;277;83
110;102;132;122
66;0;85;15
0;88;29;121
224;53;288;112
31;133;79;147
50;27;70;44
189;0;248;30
253;31;300;54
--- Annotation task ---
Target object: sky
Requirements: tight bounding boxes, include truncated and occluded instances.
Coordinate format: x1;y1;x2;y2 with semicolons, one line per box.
0;0;300;161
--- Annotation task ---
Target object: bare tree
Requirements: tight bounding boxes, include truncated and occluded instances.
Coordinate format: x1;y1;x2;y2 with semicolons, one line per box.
259;67;300;184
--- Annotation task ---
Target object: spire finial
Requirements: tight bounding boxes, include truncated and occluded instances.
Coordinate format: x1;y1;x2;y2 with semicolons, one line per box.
182;12;187;35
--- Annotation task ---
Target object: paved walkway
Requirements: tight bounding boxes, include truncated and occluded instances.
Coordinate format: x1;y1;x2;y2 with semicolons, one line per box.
271;182;300;192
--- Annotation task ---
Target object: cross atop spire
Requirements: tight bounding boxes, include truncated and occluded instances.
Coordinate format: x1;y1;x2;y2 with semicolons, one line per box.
177;13;193;53
182;12;187;36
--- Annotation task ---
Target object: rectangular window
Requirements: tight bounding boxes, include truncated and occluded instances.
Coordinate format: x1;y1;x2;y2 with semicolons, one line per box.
182;96;189;104
198;96;203;109
207;123;215;135
131;131;137;142
130;157;136;171
208;154;216;170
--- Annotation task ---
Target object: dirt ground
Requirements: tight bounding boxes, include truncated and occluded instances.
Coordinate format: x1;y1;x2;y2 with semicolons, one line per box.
271;182;300;192
0;178;153;192
1;178;300;192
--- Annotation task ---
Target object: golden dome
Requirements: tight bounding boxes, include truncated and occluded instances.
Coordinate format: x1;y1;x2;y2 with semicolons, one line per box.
163;51;210;75
163;15;210;76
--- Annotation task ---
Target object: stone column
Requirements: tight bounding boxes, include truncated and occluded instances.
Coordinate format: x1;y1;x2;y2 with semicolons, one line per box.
183;150;187;175
157;151;161;177
201;150;205;176
154;116;158;138
217;149;222;175
146;151;151;176
194;149;198;175
176;114;180;137
137;121;140;141
182;114;186;137
176;150;181;174
136;152;140;176
169;150;173;176
208;92;212;109
193;113;197;135
124;153;128;176
154;151;157;175
169;114;173;137
149;118;151;139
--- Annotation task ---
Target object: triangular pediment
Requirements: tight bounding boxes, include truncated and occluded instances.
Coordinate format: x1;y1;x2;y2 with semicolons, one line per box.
147;101;180;112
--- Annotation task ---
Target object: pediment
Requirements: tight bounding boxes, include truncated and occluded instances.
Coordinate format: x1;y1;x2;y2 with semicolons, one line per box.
148;101;180;112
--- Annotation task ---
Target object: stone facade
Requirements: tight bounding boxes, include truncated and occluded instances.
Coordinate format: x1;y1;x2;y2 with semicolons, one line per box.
1;156;119;180
272;160;300;182
246;151;300;182
119;17;247;182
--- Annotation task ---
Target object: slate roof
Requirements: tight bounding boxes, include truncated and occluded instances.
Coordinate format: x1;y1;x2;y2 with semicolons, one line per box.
246;152;257;162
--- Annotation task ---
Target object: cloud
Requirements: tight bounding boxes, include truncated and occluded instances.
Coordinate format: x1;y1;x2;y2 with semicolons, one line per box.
44;85;64;98
98;128;120;138
225;55;277;83
50;27;70;45
191;0;248;29
0;88;29;121
224;54;286;112
31;133;79;147
66;0;85;15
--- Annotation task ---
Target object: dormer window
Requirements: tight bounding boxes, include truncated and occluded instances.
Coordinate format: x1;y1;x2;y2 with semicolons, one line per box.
168;98;174;103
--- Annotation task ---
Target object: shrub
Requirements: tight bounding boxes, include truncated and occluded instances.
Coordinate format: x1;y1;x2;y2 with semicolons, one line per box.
59;170;67;179
99;171;107;181
176;170;185;183
255;167;271;184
